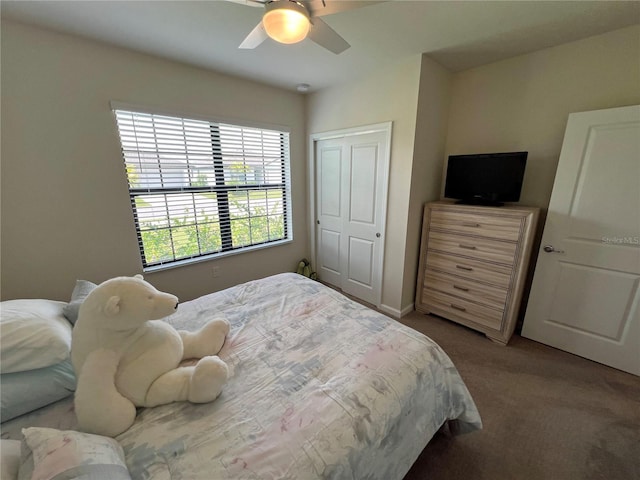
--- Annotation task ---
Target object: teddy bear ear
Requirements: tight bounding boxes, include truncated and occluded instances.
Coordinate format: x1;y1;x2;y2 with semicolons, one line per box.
134;274;144;280
104;296;121;317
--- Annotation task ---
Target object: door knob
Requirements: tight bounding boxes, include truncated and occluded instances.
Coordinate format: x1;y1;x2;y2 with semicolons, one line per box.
376;233;381;238
543;245;565;254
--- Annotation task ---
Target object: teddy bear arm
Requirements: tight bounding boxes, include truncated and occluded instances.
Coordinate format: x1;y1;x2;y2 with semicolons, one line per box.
74;349;137;438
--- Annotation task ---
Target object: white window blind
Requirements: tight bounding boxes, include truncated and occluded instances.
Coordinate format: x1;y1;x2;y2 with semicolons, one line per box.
113;109;292;270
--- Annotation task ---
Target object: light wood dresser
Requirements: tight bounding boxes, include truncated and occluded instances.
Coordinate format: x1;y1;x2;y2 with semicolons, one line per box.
415;201;539;344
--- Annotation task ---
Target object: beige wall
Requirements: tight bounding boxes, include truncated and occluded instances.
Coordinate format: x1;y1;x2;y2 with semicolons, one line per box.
403;56;452;310
3;19;638;315
445;25;640;212
0;20;308;302
306;56;423;314
443;25;640;322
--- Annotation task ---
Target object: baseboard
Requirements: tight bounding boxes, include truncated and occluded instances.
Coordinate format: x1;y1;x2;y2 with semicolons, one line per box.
379;302;415;319
401;303;416;317
319;280;415;320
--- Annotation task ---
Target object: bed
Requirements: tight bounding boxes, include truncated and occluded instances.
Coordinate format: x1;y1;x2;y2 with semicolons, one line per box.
1;273;481;479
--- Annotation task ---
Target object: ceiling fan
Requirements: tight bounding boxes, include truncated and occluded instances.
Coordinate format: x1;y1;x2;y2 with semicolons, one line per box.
228;0;374;54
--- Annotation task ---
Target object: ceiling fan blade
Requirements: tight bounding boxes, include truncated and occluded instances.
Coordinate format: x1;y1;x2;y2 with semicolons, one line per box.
224;0;266;8
307;17;350;54
239;21;268;49
303;0;384;18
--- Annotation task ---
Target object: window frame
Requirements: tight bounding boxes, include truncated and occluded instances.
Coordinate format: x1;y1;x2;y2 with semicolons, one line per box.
111;102;294;272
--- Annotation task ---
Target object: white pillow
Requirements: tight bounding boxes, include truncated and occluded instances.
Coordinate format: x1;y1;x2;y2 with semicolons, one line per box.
0;299;72;374
0;439;21;480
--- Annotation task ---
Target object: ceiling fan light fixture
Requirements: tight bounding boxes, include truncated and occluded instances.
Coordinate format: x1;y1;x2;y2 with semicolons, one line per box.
263;1;310;45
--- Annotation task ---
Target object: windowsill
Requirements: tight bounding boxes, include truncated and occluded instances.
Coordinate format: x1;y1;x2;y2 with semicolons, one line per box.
142;237;293;273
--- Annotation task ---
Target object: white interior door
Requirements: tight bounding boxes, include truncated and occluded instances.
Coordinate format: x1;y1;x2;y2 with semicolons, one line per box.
315;127;390;306
522;105;640;375
316;138;344;288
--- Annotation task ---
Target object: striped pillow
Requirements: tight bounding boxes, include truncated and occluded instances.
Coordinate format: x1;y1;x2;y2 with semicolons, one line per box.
19;427;130;480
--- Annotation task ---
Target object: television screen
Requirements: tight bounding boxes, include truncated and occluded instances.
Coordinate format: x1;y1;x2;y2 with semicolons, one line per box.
444;151;527;206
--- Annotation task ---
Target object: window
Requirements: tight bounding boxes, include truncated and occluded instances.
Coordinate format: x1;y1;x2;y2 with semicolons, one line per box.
113;107;292;270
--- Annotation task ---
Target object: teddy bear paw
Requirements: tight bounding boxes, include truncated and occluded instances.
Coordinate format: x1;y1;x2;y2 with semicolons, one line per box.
180;317;230;359
198;318;230;354
188;356;229;403
206;317;230;337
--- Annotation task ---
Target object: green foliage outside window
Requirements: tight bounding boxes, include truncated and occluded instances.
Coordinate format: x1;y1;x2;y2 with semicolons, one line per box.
139;198;284;265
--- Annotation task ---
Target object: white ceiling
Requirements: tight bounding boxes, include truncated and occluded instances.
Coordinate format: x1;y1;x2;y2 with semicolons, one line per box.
2;1;639;93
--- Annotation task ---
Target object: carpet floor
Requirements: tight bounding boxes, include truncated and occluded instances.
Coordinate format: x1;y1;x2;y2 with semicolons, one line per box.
398;311;640;480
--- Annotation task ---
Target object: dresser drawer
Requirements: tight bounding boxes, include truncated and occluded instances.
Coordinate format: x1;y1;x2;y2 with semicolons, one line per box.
427;230;517;265
416;202;540;343
422;289;504;330
423;270;508;310
425;251;512;288
429;209;522;241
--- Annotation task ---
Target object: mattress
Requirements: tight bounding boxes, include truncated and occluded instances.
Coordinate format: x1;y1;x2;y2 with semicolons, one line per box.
1;273;481;479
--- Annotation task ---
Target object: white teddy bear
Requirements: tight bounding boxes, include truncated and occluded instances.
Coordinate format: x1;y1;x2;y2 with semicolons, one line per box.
71;275;229;437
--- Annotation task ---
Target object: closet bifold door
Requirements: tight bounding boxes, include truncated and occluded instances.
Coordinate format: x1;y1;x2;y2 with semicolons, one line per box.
314;126;390;307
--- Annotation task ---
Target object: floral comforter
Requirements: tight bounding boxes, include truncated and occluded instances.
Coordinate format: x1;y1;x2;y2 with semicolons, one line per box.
3;273;481;479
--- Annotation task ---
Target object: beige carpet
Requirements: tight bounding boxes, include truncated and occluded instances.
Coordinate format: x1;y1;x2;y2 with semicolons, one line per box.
399;311;640;480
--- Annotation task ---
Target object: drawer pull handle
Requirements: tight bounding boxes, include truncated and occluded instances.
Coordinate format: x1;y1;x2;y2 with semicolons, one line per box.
451;304;467;312
459;244;477;250
453;285;469;292
456;265;473;271
462;222;480;227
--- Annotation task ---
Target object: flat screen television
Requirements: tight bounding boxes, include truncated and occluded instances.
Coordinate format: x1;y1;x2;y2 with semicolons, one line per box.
444;151;527;206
